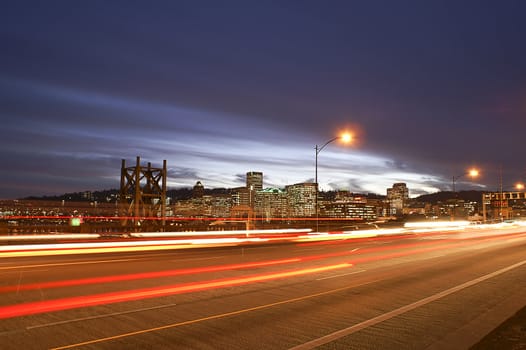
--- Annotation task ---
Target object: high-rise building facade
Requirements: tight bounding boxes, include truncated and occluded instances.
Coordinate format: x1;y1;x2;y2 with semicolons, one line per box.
255;188;288;221
286;183;317;217
320;202;377;221
320;192;377;221
246;171;263;192
232;187;249;207
387;182;409;215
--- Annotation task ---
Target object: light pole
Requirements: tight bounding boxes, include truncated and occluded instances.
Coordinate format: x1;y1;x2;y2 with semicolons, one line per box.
452;168;479;193
315;133;352;232
451;168;479;220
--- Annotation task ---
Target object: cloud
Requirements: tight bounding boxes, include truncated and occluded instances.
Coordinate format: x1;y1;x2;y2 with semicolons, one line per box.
1;2;526;198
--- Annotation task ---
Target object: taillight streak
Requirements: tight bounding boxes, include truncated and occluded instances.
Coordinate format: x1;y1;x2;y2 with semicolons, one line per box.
0;258;301;293
0;263;352;319
3;231;519;294
0;240;451;294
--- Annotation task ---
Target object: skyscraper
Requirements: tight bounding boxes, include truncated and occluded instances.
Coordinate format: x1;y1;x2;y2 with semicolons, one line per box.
255;188;287;221
246;171;263;191
286;183;317;217
387;182;409;216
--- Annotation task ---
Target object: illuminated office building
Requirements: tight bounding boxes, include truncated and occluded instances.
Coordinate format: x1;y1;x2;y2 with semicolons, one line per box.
286;183;317;217
387;182;409;216
255;188;288;221
246;171;263;191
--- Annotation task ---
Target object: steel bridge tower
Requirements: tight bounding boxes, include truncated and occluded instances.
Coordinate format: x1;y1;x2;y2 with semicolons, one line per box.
119;156;167;231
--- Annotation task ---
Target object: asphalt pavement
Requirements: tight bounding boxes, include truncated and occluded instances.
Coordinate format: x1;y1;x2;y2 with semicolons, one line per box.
1;227;526;349
472;304;526;349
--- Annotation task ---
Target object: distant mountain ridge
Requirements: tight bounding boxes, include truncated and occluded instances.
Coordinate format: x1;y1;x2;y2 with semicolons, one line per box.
414;190;485;204
22;188;234;202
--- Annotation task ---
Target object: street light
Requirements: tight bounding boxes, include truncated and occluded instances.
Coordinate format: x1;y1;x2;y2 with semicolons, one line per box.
450;168;479;220
452;168;479;193
315;132;353;232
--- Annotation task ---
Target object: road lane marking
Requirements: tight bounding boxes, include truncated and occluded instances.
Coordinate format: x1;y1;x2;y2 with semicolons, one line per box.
316;269;365;280
289;258;526;350
50;278;382;350
27;303;179;329
0;258;140;270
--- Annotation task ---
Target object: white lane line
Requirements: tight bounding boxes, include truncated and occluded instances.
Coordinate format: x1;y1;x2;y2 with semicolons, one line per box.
0;258;140;270
290;258;526;350
26;302;179;329
317;270;366;281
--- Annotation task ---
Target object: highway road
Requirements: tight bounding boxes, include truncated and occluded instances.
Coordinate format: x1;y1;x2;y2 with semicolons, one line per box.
1;224;525;349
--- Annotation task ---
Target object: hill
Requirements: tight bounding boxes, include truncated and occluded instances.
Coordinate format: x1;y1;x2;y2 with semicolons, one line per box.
415;190;484;204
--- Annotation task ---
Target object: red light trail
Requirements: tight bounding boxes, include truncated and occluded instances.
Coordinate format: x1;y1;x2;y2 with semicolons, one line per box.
0;263;352;319
0;258;301;293
1;227;525;320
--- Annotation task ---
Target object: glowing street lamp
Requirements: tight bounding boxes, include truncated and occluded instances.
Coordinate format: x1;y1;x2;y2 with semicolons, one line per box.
452;168;479;193
340;132;352;144
315;132;353;232
468;169;479;177
450;168;479;221
515;182;525;191
315;132;352;186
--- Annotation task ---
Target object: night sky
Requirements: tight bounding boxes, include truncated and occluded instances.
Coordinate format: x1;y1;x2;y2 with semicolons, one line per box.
2;1;526;199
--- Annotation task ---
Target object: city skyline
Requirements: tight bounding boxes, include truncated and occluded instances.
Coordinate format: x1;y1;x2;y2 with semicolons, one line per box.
2;2;526;199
